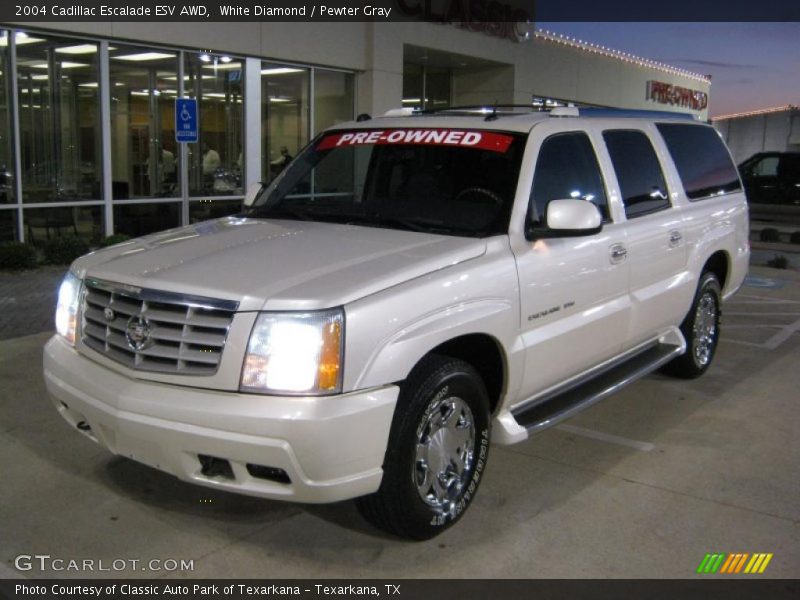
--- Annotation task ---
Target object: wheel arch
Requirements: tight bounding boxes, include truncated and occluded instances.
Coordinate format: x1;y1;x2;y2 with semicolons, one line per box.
425;333;507;416
701;250;730;291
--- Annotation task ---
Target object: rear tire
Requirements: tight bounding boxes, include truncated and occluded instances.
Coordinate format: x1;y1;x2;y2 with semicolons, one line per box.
662;271;722;379
357;355;491;540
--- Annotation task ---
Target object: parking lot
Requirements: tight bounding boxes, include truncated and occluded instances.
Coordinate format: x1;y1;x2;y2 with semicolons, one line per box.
0;264;798;579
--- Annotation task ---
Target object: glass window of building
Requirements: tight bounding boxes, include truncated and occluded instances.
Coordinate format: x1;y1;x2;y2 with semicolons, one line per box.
314;69;354;133
0;31;14;207
16;33;101;204
0;209;16;242
402;63;450;111
185;52;244;197
113;202;180;238
402;62;423;110
109;45;179;200
189;198;241;223
261;63;309;183
24;205;103;245
424;67;451;110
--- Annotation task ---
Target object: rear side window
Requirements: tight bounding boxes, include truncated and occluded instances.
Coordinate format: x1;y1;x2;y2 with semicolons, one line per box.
603;130;670;219
530;132;608;227
656;123;741;200
746;156;779;177
780;155;800;179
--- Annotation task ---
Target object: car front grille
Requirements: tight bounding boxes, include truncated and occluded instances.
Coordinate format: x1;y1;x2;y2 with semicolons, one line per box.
81;278;238;376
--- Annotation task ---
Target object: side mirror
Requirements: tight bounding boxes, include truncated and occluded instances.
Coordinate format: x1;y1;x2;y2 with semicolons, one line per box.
242;182;264;208
543;199;603;236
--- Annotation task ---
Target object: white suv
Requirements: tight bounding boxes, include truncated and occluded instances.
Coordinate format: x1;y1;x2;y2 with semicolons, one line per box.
44;106;749;539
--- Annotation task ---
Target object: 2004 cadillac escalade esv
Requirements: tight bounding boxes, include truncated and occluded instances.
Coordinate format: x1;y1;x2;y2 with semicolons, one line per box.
44;106;749;540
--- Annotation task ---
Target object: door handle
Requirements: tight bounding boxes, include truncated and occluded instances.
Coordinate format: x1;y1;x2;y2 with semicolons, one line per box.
609;243;627;263
669;230;683;246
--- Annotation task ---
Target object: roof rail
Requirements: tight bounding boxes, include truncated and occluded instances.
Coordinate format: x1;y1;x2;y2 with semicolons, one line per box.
549;107;580;117
418;104;552;122
374;104;698;121
421;104;542;115
560;107;698;121
383;107;417;117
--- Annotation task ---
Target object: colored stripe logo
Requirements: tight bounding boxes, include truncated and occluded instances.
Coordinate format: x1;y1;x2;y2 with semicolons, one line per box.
696;553;773;574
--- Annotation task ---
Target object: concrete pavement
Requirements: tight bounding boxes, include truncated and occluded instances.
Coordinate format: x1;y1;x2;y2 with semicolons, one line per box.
0;267;65;341
0;265;798;579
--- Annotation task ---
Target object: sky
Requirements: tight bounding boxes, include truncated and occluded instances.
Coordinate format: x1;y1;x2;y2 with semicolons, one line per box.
535;22;800;117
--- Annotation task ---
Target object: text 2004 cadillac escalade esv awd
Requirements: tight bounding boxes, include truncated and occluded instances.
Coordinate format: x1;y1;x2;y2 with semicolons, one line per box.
44;107;749;539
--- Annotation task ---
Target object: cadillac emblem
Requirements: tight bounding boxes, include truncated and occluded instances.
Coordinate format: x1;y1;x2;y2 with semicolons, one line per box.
103;307;115;321
125;315;152;351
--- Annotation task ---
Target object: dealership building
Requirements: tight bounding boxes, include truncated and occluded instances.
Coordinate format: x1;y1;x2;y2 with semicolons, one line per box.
0;20;711;244
713;104;800;163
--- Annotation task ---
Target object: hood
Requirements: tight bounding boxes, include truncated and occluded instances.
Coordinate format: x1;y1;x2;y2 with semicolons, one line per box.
74;217;487;311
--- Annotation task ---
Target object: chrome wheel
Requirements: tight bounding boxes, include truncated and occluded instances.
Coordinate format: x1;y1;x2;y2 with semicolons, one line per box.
414;396;476;516
692;291;718;367
357;355;491;539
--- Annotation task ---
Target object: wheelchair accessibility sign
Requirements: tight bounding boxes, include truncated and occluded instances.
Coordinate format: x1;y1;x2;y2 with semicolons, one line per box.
175;98;198;143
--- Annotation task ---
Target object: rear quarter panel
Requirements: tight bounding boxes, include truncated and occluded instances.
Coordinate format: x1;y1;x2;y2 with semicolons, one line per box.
680;192;749;301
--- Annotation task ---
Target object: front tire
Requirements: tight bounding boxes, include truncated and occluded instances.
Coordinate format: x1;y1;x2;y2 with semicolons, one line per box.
663;271;722;379
357;355;491;540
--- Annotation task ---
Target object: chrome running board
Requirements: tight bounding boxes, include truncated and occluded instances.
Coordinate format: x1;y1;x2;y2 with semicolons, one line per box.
512;341;684;435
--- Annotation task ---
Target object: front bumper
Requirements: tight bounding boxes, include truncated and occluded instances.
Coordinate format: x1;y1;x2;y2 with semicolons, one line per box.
43;336;398;503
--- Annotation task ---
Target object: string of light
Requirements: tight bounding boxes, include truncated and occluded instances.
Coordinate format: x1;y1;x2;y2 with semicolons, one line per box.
712;104;797;121
534;29;711;83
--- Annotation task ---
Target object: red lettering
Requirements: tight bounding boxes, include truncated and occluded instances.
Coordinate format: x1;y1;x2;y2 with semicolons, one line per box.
335;133;354;146
648;80;708;112
317;129;513;153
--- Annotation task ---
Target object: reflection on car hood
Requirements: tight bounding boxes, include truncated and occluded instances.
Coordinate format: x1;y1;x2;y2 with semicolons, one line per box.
73;217;488;311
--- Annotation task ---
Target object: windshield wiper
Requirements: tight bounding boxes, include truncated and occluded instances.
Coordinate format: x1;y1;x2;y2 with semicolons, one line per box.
341;214;429;233
249;206;313;221
350;214;478;236
251;209;481;237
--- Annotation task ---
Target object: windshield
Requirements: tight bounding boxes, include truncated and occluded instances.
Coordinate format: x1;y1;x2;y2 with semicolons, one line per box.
246;127;526;237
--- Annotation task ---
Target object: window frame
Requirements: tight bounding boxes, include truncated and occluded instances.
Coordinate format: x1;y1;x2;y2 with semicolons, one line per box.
602;128;673;220
656;122;742;202
525;129;611;241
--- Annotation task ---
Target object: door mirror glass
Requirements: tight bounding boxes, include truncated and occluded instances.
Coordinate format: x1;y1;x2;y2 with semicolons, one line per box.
243;182;264;208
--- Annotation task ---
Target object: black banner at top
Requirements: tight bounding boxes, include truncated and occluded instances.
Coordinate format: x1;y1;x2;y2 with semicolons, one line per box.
0;0;799;22
6;0;531;23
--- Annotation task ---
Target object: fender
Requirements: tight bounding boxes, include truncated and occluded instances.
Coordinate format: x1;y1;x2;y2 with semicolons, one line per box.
342;240;524;400
353;297;521;393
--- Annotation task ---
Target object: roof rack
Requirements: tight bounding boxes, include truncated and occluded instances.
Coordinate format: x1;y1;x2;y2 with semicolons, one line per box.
386;104;551;122
380;104;698;122
422;104;547;117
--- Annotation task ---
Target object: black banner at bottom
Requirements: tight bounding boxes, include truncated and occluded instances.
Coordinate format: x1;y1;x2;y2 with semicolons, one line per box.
1;580;798;600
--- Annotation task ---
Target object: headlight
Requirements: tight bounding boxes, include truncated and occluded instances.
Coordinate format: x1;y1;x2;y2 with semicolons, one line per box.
55;271;82;345
240;308;344;395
